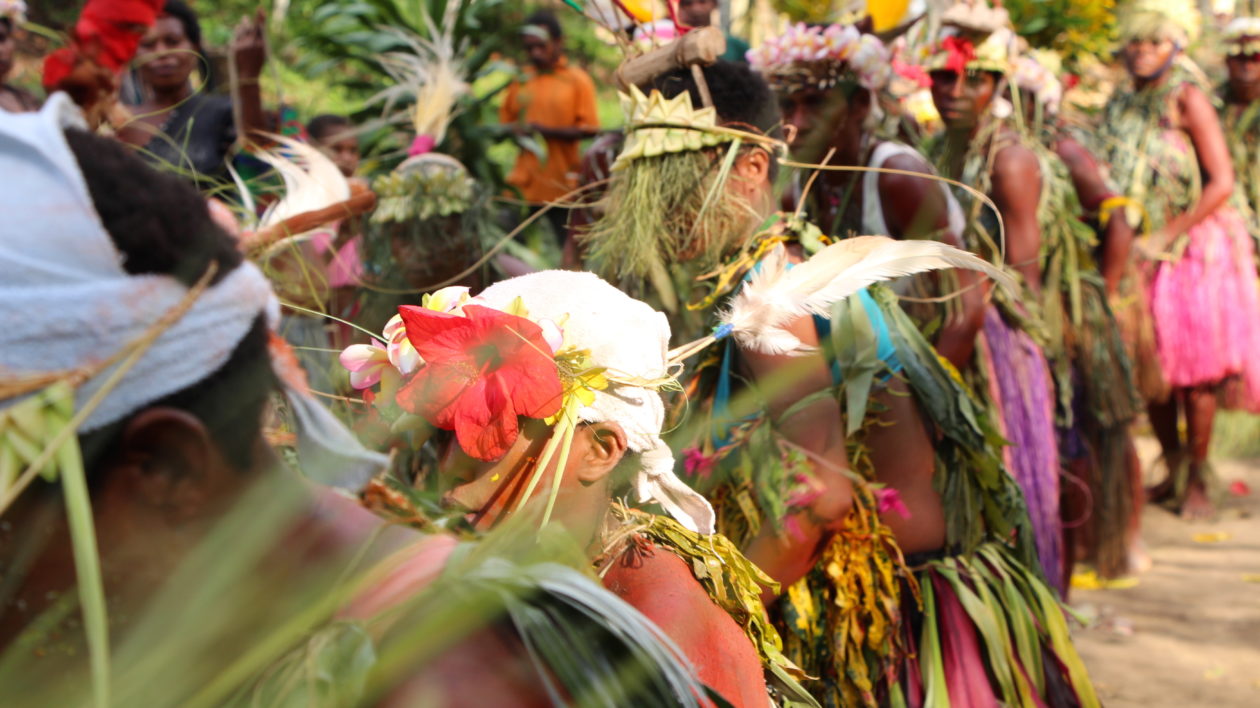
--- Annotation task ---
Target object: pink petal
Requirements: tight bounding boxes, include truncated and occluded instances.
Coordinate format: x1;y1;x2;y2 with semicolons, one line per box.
537;318;565;355
340;343;388;373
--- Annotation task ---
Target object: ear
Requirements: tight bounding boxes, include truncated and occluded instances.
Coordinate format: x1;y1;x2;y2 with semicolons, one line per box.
572;421;628;484
733;146;771;187
111;407;227;521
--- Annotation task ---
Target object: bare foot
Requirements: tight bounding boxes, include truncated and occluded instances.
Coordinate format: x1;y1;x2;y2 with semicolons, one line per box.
1179;479;1215;521
1147;476;1177;505
1127;537;1153;574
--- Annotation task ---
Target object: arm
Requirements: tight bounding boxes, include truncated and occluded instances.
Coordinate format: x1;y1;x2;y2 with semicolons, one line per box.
738;313;853;597
603;548;766;707
532;125;601;141
878;156;986;368
1054;135;1134;295
991;144;1044;296
1162;84;1236;240
230;10;268;146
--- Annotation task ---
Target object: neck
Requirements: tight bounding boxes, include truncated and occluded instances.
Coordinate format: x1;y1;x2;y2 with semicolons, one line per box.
1230;81;1260;104
150;81;193;108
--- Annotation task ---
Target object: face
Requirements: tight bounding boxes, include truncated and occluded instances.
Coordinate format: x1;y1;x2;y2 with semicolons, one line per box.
136;16;197;91
1226;51;1260;95
523;34;559;70
930;69;997;129
439;418;626;537
0;20;14;81
315;131;360;178
780;83;869;162
1122;38;1176;81
679;0;717;27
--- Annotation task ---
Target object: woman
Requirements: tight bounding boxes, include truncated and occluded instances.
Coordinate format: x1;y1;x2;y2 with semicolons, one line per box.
0;1;38;113
1096;0;1260;519
120;1;266;185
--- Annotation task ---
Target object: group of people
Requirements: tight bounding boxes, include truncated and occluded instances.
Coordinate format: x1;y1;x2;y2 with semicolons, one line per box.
2;0;1260;706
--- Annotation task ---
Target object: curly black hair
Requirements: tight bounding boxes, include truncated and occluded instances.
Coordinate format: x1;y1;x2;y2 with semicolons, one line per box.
62;129;275;474
648;60;784;139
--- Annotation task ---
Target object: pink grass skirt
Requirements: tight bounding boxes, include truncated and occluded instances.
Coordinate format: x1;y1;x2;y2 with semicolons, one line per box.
1149;207;1260;408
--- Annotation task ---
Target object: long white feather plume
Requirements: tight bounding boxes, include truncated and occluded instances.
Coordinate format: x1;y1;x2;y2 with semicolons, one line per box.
367;5;468;145
721;236;1017;355
255;136;351;231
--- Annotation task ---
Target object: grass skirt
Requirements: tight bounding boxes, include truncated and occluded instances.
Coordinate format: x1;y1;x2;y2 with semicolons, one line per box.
896;544;1099;708
980;307;1063;592
1149;207;1260;407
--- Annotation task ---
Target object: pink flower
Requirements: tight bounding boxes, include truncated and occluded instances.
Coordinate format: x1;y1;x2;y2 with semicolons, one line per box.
682;447;716;479
873;486;911;519
383;315;422;375
537;318;565;355
340;339;391;390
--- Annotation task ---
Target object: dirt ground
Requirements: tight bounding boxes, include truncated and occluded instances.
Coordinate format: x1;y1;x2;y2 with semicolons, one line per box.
1070;436;1260;706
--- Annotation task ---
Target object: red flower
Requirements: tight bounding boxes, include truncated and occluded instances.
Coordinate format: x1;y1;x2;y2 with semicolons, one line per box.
395;304;563;461
939;36;976;75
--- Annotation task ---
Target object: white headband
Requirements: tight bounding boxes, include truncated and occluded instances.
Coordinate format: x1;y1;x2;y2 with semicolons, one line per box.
0;95;385;490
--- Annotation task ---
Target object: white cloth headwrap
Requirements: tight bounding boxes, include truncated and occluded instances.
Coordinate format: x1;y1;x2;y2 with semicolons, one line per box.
0;94;385;490
476;271;716;535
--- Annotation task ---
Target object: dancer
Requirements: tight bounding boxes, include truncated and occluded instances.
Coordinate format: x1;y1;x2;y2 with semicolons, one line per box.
1097;0;1260;519
922;2;1066;589
582;51;1095;705
1222;6;1260;233
339;271;815;706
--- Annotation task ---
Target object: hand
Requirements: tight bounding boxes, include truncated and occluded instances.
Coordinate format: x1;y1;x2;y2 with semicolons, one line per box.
1135;229;1171;261
231;9;267;80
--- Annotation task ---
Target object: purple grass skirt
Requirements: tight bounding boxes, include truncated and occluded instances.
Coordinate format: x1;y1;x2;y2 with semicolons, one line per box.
981;306;1064;592
1149;207;1260;409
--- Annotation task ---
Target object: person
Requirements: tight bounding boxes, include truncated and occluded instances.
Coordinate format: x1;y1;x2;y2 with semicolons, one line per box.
119;1;267;185
678;0;749;63
307;113;361;179
0;2;38;112
0;95;388;657
339;271;815;707
1007;52;1147;581
1221;8;1260;235
1096;0;1260;519
754;22;985;371
921;3;1068;589
499;10;599;240
582;57;1095;705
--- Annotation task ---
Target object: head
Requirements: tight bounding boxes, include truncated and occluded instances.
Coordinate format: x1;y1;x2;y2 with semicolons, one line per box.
390;272;709;543
1120;36;1179;82
780;82;872;163
929;68;1001;130
0;112;277;646
135;0;204;92
678;0;716;27
1227;47;1260;95
521;10;563;71
308;114;360;178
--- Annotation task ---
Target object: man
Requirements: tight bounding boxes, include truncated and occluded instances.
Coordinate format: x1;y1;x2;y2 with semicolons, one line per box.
678;0;749;63
1222;9;1260;234
307;113;361;178
500;10;599;240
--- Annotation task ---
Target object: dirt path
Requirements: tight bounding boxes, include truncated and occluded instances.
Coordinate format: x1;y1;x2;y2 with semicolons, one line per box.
1071;437;1260;706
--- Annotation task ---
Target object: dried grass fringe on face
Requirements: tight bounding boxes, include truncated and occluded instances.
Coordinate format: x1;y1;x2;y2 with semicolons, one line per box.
579;146;763;286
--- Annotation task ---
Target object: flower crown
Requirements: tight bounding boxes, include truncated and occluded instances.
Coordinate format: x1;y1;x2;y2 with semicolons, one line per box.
613;85;736;170
0;0;25;23
1011;52;1064;114
922;27;1013;74
340;286;616;462
747;23;892;93
1224;17;1260;56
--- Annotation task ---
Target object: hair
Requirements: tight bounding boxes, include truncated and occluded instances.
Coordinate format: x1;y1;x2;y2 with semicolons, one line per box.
524;9;563;41
62;129;276;473
649;61;784;140
160;0;215;91
306;114;352;142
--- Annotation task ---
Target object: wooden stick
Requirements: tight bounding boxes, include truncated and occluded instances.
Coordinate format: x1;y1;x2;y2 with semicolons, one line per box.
614;26;726;91
246;187;377;254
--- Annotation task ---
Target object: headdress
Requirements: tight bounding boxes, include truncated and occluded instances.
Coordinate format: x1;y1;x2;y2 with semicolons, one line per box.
0;0;25;23
1115;0;1201;46
340;271;717;534
1011;50;1064;115
747;23;894;94
0;95;386;491
1224;1;1260;56
922;1;1015;74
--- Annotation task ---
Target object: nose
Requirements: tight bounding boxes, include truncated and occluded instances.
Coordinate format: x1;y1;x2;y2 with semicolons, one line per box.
948;74;965;98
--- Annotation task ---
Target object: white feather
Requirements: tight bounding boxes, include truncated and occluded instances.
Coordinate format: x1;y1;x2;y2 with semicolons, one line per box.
722;237;1016;355
255;136;351;230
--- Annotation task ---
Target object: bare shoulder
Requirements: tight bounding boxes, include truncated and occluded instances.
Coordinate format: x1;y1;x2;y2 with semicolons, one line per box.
992;141;1040;178
603;541;708;609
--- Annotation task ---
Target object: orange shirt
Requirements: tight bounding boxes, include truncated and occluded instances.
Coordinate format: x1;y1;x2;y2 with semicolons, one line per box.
499;57;599;204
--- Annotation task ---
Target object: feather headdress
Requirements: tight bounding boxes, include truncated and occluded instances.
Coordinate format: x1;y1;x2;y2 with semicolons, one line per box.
252;136;352;231
719;236;1016;355
368;4;468;149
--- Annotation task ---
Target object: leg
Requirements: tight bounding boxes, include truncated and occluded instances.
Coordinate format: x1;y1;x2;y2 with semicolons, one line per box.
1124;438;1151;573
1145;395;1183;503
1181;385;1217;520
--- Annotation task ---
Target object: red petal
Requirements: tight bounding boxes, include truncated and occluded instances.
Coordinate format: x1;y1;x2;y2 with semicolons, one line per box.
452;376;519;461
395;363;472;426
397;305;474;362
